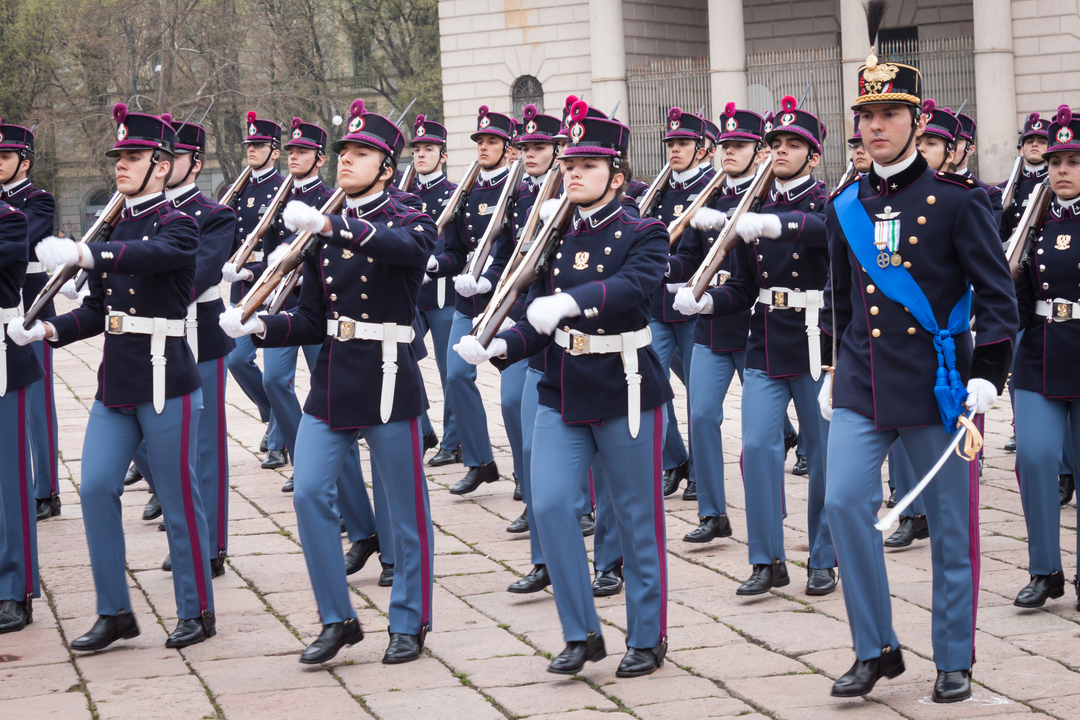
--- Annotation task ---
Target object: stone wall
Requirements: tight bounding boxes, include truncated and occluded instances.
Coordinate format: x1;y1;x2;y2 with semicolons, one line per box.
1011;0;1080;130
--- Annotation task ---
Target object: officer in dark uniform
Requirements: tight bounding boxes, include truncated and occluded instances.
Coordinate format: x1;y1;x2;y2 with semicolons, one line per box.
1001;112;1050;242
14;105;216;650
0;197;40;633
820;53;1016;701
221;98;436;665
0;122;59;521
953;112;1004;228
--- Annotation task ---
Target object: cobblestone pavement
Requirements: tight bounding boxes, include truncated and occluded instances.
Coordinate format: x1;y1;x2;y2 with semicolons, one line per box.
2;297;1078;720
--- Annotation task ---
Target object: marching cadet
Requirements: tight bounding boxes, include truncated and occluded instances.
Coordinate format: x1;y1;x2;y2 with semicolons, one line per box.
222;112;286;468
408;114;462;467
0;195;40;633
914;100;960;173
1001;112;1050;242
1012;104;1080;611
819;45;1016;701
456;99;671;677
953;112;1004;228
12;105;217;649
221;98;436;665
849;114;872;174
0;122;60;521
675;95;837;597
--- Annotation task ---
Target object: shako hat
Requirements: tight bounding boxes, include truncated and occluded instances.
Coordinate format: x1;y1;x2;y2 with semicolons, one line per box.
764;95;826;155
560;99;630;159
411;114;447;145
106;103;175;157
1046;105;1080;156
284;117;328;152
471;105;514;142
331;99;405;163
515;104;561;144
243;111;282;145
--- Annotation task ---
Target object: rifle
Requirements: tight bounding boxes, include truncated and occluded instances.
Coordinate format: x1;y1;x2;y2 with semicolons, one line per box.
667;170;726;245
685;156;775;300
1004;179;1052;280
436;161;481;236
829;160;857;200
238;188;347;321
470;195;575;347
637;163;671;218
1000;154;1025;212
219;165;253;208
228;175;294;267
397;164;416;192
463;159;525;280
23;192;125;328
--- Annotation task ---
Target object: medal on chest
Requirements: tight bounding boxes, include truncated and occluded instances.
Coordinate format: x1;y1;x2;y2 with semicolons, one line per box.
874;206;902;268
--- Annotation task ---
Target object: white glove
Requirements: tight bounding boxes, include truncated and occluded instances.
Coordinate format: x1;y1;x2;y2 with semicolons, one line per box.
426;256;439;272
452;335;507;365
454;274;491;298
818;374;833;421
691;206;728;232
527;293;581;335
965;378;996;415
673;287;713;316
421;273;431;285
218;307;265;338
539;199;560;223
282;200;326;234
498;316;515;333
735;212;783;243
59;278;80;300
222;262;253;283
7;319;45;346
37;237;90;271
267;243;290;267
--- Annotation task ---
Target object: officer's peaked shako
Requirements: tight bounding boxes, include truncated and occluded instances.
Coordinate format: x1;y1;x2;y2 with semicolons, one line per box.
284;117;328;152
717;102;765;143
920;99;960;144
331;98;405;162
0;120;35;154
470;105;514;142
106;103;175;157
852;0;921;109
850;111;862;142
1022;112;1049;141
556;95;607;140
957;112;976;142
243;111;282;145
664;107;705;142
516;104;561;144
411;114;448;145
171;119;207;154
561;99;630;158
1046;105;1080;156
764;95;826;155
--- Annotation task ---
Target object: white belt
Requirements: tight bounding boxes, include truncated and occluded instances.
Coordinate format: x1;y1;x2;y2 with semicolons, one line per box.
757;287;825;381
437;277;446;309
554;326;652;438
326;318;416;422
250;251;264;262
0;306;21;397
1036;298;1080;321
184;287;223;363
106;312;186;413
25;262;44;274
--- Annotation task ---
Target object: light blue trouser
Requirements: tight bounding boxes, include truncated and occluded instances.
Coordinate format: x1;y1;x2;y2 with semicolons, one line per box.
741;369;834;569
227;330;282;450
826;407;979;670
1009;329;1072;474
689;345;744;518
28;341;58;501
263;343;320;458
0;388;39;601
591;460;625;573
1015;389;1080;575
82;392;213;619
419;305;458;450
293;414;433;631
887;438;925;516
355;433;393;566
445;311;494;467
648;320;695;473
501;359;528;481
532;404;667;648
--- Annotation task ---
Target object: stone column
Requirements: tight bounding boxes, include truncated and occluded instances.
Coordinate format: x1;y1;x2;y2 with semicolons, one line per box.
973;0;1018;182
839;0;868;141
589;0;628;117
708;0;747;110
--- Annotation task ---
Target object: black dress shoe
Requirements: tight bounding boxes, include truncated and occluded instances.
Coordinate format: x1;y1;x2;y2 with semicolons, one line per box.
684;515;732;543
1061;474;1075;507
165;613;216;648
423;430;438;453
831;646;905;697
548;631;606;674
513;474;522;501
158;520;166;531
579;512;595;537
662;461;689;497
345;535;380;576
281;476;294;493
71;612;140;652
210;556;226;578
506;511;529;533
736;561;789;596
592;565;623;597
933;669;971;703
449;462;499;495
0;599;32;634
162;554;172;572
124;463;143;485
784;429;799;456
883;514;929;549
378;562;394;587
806;567;838;596
299;618;363;664
428;446;462;467
508;565;550;594
259;428;269;453
1005;435;1017;452
1014;570;1066;608
792;455;808;476
262;448;288;469
616;640;667;678
682;482;697;501
383;629;426;664
35;497;55;521
1074;576;1080;611
885;488;897;508
142;493;162;521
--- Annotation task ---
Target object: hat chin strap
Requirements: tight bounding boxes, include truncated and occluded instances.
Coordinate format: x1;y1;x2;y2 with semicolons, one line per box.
734;142;762;179
167;151;199;190
579;159;619;209
774;146;814;182
885;112;920;166
253;145;277;172
132;150;163;197
0;149;27;187
346;157;393;199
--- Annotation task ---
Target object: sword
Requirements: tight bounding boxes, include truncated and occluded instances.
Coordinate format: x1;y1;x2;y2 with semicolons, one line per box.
798;82;812;109
609;101;620;120
395;98;417;127
197;97;215;126
955;98;968;116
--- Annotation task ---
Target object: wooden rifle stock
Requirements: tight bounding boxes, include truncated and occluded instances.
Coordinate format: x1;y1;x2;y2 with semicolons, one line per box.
1005;179;1051;280
637;163;671;218
666;170;726;245
219;166;252;208
228;175;294;267
471;195;574;347
238;188;347;321
1000;154;1024;213
397;164;417;192
464;159;525;280
436;161;481;236
687;157;775;300
24;191;125;328
494;165;564;291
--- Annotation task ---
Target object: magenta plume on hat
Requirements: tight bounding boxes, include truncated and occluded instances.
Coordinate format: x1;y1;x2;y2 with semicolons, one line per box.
724;102;736;118
350;99;365;118
113;103;128;124
1058;105;1073;126
414;114;425;129
523;104;538;121
668;107;682;123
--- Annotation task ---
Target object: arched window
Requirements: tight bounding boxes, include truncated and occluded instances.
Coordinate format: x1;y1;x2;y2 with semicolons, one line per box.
512;75;544;118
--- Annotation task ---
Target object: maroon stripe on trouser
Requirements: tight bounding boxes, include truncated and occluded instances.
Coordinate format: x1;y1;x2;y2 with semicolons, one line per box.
216;359;228;553
179;394;209;613
18;388;32;598
410;419;432;627
651;407;667;638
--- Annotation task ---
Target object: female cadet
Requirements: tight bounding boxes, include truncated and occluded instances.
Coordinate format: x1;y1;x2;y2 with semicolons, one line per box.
455;100;672;678
1012;104;1080;611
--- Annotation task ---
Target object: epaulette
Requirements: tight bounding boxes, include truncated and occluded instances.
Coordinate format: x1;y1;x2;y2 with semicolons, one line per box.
934;170;979;190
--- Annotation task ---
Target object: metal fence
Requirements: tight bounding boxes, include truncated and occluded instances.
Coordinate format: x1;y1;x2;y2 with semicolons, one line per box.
627;57;712;181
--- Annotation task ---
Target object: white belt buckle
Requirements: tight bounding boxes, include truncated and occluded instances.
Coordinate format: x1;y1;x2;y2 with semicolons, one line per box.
107;313;124;334
1053;301;1073;321
337;319;355;340
570;332;589;354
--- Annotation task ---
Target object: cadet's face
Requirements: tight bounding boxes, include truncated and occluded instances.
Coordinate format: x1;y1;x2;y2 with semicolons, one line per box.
561;156;622;208
666;138;697;172
0;151;25;181
953;137;970;168
167;152;201;187
336;144;391;195
114;150;171;196
915;134;953;169
476;135;505;170
859;104;924;165
770;133;818;179
245;142;275;168
520;142;555;177
719;141;757;177
288;146;322;178
1023;136;1048;164
506;144;520;162
1048;152;1080;201
411;142;444;174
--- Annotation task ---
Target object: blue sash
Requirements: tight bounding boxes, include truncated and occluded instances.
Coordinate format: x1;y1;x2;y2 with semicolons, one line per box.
834;183;971;432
